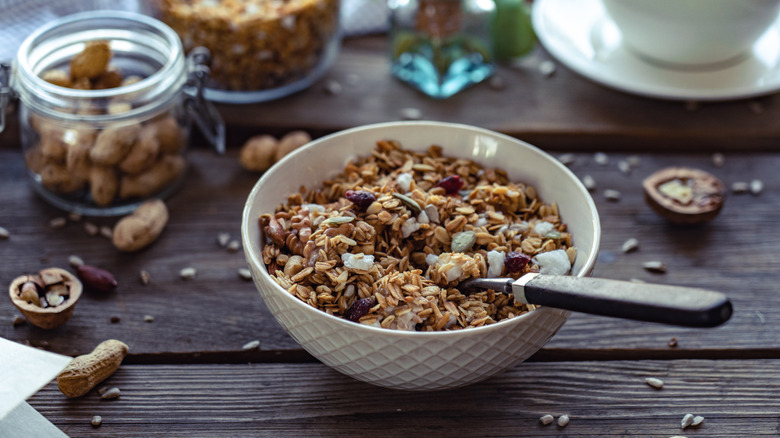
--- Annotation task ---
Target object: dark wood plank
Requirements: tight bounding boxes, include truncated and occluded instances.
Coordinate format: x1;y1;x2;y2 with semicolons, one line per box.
28;360;780;436
217;35;780;152
2;145;779;359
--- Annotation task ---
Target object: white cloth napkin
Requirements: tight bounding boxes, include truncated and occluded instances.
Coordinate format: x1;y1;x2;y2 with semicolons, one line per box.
0;0;389;62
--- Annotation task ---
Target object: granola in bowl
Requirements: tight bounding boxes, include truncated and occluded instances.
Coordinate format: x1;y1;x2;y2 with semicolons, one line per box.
260;139;576;331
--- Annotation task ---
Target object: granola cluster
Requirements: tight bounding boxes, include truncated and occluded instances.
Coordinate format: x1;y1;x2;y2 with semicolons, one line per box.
260;140;576;331
155;0;339;91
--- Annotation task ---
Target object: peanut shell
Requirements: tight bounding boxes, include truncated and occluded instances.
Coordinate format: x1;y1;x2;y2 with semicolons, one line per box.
57;339;129;398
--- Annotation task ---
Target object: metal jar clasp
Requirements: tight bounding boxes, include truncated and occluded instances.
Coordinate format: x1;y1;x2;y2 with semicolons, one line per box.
184;48;226;154
0;62;15;134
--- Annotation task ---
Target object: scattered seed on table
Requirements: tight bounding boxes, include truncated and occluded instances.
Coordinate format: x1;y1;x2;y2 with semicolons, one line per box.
645;377;664;389
323;79;342;95
238;268;252;281
100;226;113;239
100;387;120;400
539;414;554;425
488;75;506;90
0;226;9;240
97;386;109;395
539;60;557;77
217;232;230;247
626;155;641;168
12;315;26;327
180;267;197;280
594;152;609;165
582;175;596;191
748;100;764;114
242;340;260;350
227;240;241;253
668;337;678;348
681;413;694;429
604;189;621;202
399;107;423;120
144;315;154;323
139;270;151;285
84;222;99;236
91;415;102;427
643;261;667;273
711;152;725;167
621;238;639;253
49;217;67;229
68;212;82;222
110;315;121;324
68;255;85;268
691;416;704;427
618;160;631;175
731;181;748;194
557;414;570;427
558;153;576;166
750;179;763;196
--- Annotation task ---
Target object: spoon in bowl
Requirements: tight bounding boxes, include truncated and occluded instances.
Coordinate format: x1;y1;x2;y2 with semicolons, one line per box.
458;273;732;327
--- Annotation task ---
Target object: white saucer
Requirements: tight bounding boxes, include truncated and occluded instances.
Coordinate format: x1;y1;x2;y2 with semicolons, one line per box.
532;0;780;101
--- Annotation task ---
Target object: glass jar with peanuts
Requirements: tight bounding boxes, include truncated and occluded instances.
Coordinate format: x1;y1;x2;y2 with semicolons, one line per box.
0;11;225;216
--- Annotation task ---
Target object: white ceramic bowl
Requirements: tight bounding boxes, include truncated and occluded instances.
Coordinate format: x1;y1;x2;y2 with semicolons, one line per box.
241;121;601;390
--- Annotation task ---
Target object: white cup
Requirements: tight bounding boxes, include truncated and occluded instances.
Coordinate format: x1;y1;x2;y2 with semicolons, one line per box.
602;0;780;68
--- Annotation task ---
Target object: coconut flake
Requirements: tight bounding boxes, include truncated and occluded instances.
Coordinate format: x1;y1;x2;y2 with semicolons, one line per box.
475;216;488;228
397;172;413;193
487;250;506;277
424;204;440;223
533;249;571;275
532;221;555;236
417;210;430;224
401;218;420;238
425;254;439;266
342;253;374;270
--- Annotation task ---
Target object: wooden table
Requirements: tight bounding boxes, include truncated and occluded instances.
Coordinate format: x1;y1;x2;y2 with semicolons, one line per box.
2;35;780;437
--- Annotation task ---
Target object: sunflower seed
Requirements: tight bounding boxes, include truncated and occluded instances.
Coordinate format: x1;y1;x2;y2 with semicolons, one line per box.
539;414;554;425
238;268;252;281
622;238;639;253
139;270;151;285
0;226;9;240
49;217;67;229
711;152;725;168
750;179;763;196
643;261;667;273
731;181;748;194
242;340;260;350
84;222;99;236
681;413;694;429
691;416;704;427
68;255;85;268
582;175;596;191
217;232;230;247
645;377;664;389
594;152;609;165
91;415;102;427
100;387;120;400
180;267;197;280
399;107;422;120
227;240;241;253
604;189;621;201
557;414;570;427
558;153;576;166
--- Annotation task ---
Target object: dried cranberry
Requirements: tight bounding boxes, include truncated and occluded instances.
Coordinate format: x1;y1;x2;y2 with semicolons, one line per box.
345;190;376;211
344;296;376;322
435;175;464;195
504;251;531;273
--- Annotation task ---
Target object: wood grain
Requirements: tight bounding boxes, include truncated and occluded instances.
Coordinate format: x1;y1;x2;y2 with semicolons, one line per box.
1;145;779;360
28;360;780;437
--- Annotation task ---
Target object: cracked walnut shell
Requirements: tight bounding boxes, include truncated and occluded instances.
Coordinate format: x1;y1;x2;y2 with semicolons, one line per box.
9;268;83;329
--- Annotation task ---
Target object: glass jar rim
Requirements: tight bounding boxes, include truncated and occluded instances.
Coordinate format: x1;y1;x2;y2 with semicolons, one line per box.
14;10;184;118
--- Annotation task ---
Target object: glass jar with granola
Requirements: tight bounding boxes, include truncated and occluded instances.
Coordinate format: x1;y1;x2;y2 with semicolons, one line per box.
152;0;341;103
0;11;224;216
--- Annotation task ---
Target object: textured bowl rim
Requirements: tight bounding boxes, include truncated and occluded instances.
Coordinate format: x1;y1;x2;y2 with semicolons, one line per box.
241;121;601;340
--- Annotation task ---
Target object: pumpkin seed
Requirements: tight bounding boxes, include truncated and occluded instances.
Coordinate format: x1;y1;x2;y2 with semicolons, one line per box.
392;192;422;213
450;231;477;253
